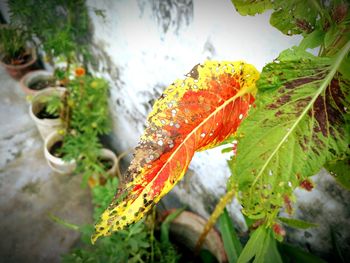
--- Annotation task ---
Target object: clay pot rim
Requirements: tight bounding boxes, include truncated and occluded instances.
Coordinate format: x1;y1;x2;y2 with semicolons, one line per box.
160;210;228;263
0;47;37;69
20;70;55;95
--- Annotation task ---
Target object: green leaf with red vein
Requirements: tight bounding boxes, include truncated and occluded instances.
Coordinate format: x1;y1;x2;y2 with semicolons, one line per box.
92;61;259;243
231;43;350;222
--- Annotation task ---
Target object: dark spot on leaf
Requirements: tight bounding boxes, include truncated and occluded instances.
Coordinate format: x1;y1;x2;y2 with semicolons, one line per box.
187;63;200;79
275;110;283;117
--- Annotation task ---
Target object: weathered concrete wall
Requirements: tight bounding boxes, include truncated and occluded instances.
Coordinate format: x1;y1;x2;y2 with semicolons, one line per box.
84;0;350;259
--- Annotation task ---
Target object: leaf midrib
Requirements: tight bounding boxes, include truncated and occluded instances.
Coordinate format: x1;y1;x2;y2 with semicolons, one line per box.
142;81;256;197
250;41;350;192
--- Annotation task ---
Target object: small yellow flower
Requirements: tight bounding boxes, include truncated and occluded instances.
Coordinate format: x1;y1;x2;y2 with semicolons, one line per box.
58;129;65;135
91;81;98;89
68;100;74;107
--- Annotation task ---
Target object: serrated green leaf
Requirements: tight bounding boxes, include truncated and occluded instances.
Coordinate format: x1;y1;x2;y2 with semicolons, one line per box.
269;0;318;36
278;217;318;229
219;208;243;263
299;29;326;50
231;0;273;16
233;42;350;221
325;156;350;190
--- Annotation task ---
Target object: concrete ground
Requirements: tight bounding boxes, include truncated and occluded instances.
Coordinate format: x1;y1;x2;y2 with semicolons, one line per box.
0;68;93;263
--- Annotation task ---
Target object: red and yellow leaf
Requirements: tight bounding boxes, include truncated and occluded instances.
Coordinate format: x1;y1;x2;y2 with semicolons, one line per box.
92;61;259;243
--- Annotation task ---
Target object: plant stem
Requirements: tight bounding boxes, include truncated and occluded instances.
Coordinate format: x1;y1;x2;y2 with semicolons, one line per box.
195;187;236;253
48;213;79;231
150;206;156;263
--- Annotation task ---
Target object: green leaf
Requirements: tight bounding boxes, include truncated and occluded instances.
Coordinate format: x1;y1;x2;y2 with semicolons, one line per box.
219;208;243;263
324;25;339;49
278;217;318;229
270;1;318;36
339;56;350;80
325;156;350;190
255;230;282;263
237;227;266;263
231;0;273;16
299;29;326;50
233;42;350;221
278;243;327;263
237;227;282;263
222;147;234;153
160;207;186;244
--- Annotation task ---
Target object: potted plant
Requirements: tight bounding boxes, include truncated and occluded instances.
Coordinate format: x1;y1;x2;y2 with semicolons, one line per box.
20;70;56;95
29;86;65;140
0;24;38;79
43;68;116;184
7;0;90;68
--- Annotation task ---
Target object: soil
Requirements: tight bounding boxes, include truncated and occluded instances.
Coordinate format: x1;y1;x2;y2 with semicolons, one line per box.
36;106;59;119
29;78;55;91
98;158;114;171
3;52;32;66
49;141;64;158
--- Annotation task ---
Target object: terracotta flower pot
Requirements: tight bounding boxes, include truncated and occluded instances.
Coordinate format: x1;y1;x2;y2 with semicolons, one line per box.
20;70;55;95
165;210;228;263
87;148;119;188
44;131;76;174
29;87;65;140
0;48;39;80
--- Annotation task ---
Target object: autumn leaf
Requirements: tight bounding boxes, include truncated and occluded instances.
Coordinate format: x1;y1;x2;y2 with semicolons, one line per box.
92;61;259;243
232;43;350;222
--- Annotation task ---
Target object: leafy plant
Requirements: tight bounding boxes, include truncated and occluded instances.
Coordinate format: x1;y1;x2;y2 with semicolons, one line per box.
0;24;30;64
62;177;181;263
92;4;349;259
57;69;112;185
8;0;91;65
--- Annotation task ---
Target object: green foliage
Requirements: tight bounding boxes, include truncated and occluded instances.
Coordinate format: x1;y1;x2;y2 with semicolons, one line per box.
219;208;242;263
277;217;318;229
325;155;350;190
91;177;119;221
0;25;29;62
44;94;62;117
230;0;273;16
221;2;350;262
232;45;350;222
8;0;90;62
60;74;111;184
62;177;181;263
237;227;282;263
160;208;185;244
